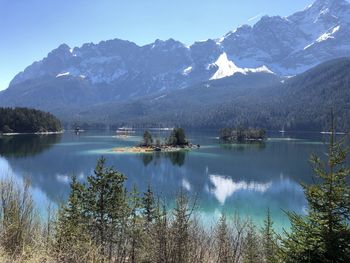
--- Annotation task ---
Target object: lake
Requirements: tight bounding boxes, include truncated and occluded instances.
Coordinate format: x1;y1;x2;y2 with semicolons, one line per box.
0;130;330;231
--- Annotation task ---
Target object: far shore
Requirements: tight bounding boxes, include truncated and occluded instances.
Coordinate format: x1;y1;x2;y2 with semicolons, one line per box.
0;130;64;136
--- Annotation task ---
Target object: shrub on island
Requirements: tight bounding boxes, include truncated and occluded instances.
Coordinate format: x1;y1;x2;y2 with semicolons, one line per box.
219;127;266;143
137;128;194;152
166;128;188;147
140;130;153;147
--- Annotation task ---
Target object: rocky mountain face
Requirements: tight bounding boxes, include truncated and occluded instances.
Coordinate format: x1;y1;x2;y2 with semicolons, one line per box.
221;0;350;74
1;0;350;110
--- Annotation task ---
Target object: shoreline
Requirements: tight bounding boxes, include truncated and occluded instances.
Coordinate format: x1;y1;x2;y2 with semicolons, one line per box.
0;130;64;136
112;144;199;154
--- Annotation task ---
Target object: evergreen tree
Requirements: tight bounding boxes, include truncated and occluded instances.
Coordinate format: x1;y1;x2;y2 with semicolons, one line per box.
261;208;278;263
128;185;143;263
0;107;61;133
142;184;156;225
215;214;232;263
243;221;260;263
83;157;128;260
54;176;93;262
167;128;188;146
153;200;169;263
170;191;194;263
142;130;153;147
282;118;350;262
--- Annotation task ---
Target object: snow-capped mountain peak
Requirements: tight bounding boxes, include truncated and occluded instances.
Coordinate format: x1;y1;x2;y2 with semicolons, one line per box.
6;0;350;102
210;53;247;79
210;53;274;80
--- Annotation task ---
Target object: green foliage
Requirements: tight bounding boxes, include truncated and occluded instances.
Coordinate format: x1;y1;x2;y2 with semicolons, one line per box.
54;157;130;261
261;209;279;263
282;124;350;262
84;157;129;259
219;127;266;143
215;214;232;263
128;185;144;263
5;141;350;263
150;200;169;263
55;176;94;262
142;185;156;225
141;130;153;147
243;221;261;263
0;107;61;133
166;128;188;146
170;192;192;263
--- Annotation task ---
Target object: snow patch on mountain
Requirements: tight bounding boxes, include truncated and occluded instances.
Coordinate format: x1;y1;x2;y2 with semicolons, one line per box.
182;66;193;75
56;72;70;78
316;25;340;42
249;65;274;74
304;25;341;49
210;53;247;80
210;53;274;80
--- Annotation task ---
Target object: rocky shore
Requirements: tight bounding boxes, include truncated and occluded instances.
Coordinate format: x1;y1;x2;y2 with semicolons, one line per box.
112;144;199;153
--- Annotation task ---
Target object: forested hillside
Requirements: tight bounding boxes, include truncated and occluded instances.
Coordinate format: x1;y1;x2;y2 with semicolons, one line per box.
0;107;62;133
57;57;350;132
2;58;349;132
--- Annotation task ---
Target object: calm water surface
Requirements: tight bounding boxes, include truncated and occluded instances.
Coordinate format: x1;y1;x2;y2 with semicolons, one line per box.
0;130;331;231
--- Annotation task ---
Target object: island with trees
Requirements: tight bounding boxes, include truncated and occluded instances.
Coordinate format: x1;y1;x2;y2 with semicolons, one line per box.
1;127;349;262
113;128;199;153
0;107;62;134
219;127;266;143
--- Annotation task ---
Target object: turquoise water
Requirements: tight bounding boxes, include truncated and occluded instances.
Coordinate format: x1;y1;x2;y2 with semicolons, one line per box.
0;130;330;231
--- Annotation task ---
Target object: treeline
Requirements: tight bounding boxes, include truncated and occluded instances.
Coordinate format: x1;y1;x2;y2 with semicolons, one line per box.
141;128;189;147
0;158;278;263
0;107;62;133
61;58;350;132
0;130;350;262
219;127;266;143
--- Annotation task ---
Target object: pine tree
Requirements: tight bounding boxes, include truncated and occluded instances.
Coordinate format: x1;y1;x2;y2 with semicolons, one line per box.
83;157;128;260
167;128;188;146
152;199;169;263
142;184;156;225
282;116;350;262
129;185;143;263
215;214;232;263
170;192;193;263
261;208;278;263
54;176;92;262
243;221;260;263
142;130;153;147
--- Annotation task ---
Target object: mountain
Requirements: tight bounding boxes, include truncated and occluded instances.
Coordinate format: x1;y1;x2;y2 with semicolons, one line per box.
1;0;350;126
70;57;350;131
52;72;282;125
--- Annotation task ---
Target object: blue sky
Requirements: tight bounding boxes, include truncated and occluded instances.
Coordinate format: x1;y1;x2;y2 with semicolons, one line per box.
0;0;313;90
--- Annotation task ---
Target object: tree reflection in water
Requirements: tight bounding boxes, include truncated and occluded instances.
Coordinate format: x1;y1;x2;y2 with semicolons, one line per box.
0;134;62;158
140;150;187;167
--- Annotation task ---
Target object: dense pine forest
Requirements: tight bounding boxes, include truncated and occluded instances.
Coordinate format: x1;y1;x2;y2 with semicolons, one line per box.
0;107;62;134
0;128;349;263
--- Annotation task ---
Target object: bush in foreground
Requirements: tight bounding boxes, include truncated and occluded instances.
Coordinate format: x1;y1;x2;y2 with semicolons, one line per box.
0;127;349;262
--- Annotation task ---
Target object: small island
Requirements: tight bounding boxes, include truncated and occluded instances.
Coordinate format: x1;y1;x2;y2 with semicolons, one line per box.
219;127;266;143
0;107;62;135
113;128;199;153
